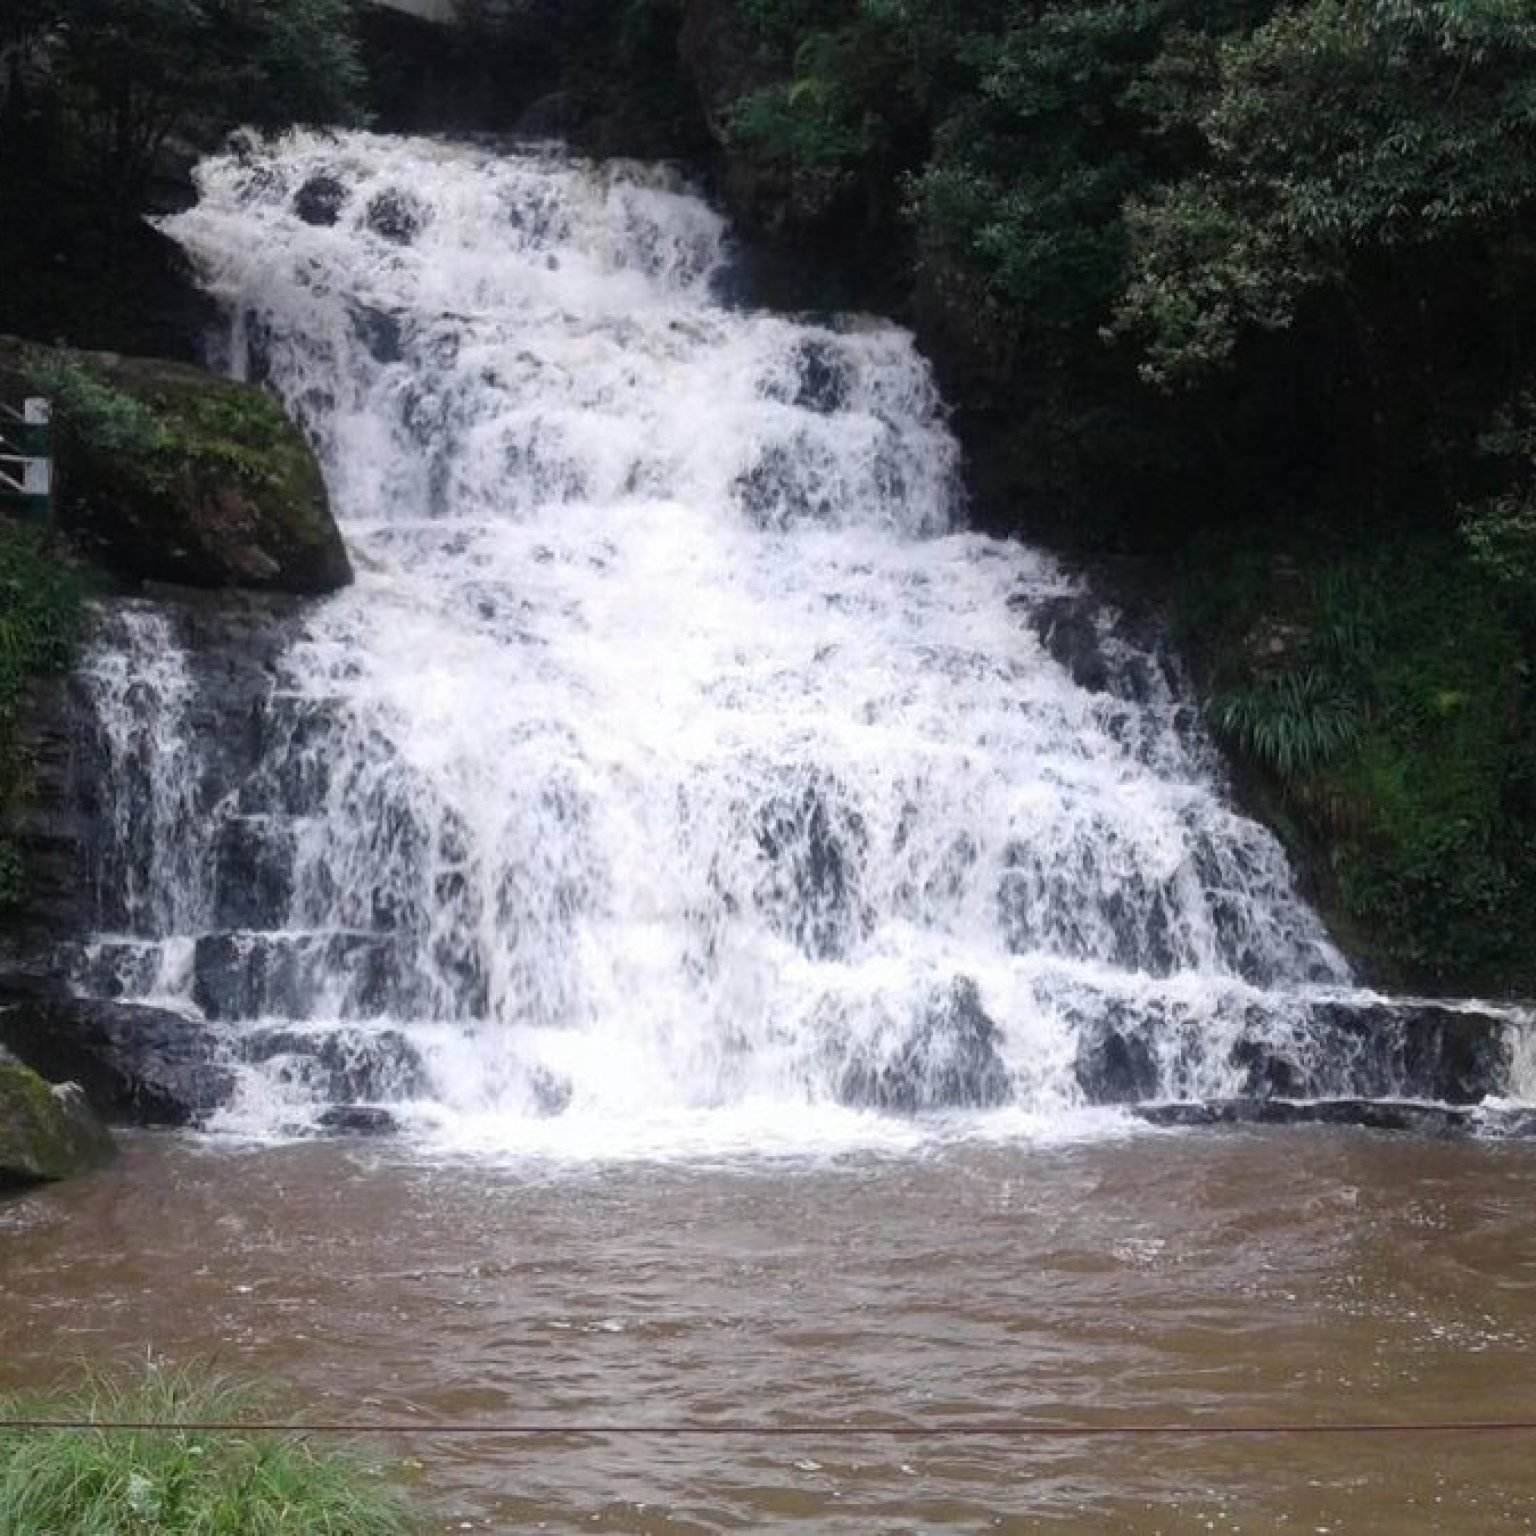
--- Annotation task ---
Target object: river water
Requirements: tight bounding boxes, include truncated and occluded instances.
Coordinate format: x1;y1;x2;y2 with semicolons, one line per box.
4;1131;1536;1532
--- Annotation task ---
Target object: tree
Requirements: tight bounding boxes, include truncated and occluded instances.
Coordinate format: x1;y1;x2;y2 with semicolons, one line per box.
1116;0;1536;391
2;0;364;214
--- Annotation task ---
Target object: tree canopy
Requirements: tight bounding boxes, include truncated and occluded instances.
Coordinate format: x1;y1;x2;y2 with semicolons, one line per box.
1;0;364;207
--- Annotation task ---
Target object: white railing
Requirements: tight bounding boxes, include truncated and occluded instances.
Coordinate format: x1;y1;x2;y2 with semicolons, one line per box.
0;397;51;501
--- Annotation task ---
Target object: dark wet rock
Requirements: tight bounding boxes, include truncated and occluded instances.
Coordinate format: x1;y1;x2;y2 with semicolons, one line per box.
192;933;403;1023
366;189;425;245
0;337;352;594
0;675;108;959
1229;1036;1305;1098
0;1060;116;1188
679;0;779;147
351;304;406;365
1134;1099;1475;1137
1236;1000;1512;1105
997;834;1184;978
239;1025;426;1101
1031;596;1109;694
837;978;1011;1113
316;1104;399;1136
752;774;869;961
1368;1001;1508;1104
1477;1108;1536;1139
732;439;840;531
530;1066;572;1117
210;817;296;931
515;92;581;139
788;338;850;414
294;175;348;227
1075;1011;1159;1104
0;996;232;1126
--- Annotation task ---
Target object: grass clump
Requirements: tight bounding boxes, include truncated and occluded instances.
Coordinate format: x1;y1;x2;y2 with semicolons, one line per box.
0;1363;418;1535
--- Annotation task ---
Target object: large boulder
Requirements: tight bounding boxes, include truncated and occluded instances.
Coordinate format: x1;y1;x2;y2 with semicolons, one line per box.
0;337;351;594
0;1054;115;1188
0;993;233;1126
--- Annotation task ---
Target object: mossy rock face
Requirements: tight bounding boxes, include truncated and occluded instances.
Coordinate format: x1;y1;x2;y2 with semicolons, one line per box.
0;337;351;594
0;1057;115;1189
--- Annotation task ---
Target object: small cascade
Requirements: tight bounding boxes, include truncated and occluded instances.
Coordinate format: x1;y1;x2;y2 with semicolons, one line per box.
70;605;205;1007
53;130;1528;1150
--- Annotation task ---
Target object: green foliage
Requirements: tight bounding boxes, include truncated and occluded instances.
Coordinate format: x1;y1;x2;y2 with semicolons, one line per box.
0;526;81;719
1462;388;1536;595
1212;669;1363;778
24;359;172;488
726;3;918;230
21;350;321;515
0;521;84;911
1186;526;1536;986
1116;0;1536;392
0;1363;417;1534
0;0;365;209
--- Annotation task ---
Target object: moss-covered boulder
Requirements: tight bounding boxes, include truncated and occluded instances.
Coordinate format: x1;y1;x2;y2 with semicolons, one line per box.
0;337;351;593
0;1055;115;1189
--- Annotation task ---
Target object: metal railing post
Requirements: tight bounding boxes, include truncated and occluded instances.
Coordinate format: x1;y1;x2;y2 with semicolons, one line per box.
0;396;53;522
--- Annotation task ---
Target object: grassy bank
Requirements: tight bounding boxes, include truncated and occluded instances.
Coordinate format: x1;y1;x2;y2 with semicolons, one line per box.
0;1365;417;1535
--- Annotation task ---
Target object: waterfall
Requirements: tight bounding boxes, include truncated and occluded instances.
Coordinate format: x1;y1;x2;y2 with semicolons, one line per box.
61;128;1497;1152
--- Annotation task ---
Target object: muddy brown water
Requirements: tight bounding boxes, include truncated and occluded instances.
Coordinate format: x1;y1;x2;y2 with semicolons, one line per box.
3;1128;1536;1533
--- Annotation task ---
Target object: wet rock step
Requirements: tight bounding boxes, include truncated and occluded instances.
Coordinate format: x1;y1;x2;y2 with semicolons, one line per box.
1134;1098;1536;1138
1076;995;1524;1106
192;930;408;1021
0;991;232;1126
237;1023;426;1101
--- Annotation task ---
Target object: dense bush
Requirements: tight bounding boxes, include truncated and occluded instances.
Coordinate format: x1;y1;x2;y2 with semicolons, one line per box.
0;0;364;209
0;0;366;351
1184;526;1536;987
0;522;84;909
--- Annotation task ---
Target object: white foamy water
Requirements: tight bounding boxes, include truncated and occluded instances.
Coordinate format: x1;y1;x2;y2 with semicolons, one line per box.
59;129;1429;1154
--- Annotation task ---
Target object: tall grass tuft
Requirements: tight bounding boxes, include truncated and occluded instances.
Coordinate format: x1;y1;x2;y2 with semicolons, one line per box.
0;1362;418;1535
1211;668;1363;779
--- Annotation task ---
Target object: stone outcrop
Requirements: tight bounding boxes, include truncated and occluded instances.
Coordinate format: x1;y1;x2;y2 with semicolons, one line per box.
0;1052;115;1187
1074;994;1518;1108
0;337;351;594
0;989;233;1126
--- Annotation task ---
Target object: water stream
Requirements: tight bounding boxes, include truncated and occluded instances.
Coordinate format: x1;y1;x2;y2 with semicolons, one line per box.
45;129;1443;1151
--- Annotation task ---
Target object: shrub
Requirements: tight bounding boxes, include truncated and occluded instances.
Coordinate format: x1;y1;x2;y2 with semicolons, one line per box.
0;521;84;909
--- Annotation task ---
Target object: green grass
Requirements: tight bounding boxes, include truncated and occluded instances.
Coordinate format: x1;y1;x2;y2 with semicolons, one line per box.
0;1364;419;1535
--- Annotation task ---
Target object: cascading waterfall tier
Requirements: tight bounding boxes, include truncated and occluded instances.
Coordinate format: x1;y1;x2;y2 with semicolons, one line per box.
58;128;1522;1152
